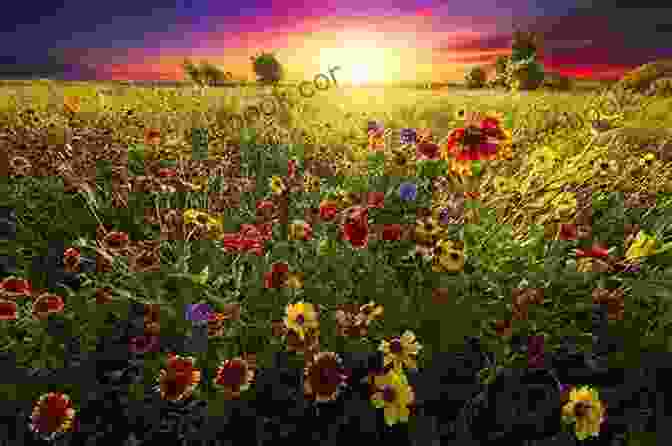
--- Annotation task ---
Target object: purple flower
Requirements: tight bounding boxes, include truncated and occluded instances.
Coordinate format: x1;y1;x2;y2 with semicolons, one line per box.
527;335;546;369
623;263;641;273
400;128;417;145
185;303;213;323
398;182;418;201
129;335;160;354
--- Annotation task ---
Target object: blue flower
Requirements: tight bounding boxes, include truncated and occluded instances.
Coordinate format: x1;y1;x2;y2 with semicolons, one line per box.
185;303;212;324
398;182;417;201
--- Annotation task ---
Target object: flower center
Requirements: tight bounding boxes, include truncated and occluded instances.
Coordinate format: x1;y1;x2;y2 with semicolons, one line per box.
450;253;460;260
296;314;305;325
389;339;403;354
382;385;397;403
462;126;484;146
574;401;591;417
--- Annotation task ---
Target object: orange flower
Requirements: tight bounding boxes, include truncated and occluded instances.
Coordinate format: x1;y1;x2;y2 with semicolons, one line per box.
0;300;18;320
156;354;201;401
304;351;349;402
0;276;33;299
32;293;65;319
213;356;256;399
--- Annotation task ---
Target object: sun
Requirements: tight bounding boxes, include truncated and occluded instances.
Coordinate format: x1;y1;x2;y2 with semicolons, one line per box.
349;65;370;86
318;43;401;86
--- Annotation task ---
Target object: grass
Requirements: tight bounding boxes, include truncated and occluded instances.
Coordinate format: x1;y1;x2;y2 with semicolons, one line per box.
1;79;672;438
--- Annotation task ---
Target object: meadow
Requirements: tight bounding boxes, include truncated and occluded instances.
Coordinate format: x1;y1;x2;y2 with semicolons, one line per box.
1;77;672;444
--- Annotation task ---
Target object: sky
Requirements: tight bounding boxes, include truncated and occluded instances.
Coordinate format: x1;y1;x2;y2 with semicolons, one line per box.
0;0;670;83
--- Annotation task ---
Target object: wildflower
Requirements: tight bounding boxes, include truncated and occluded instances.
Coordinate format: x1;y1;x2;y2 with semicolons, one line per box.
285;271;305;289
370;368;415;426
0;276;33;299
591;287;625;321
32;293;65;320
213;356;256;399
340;205;369;249
304;351;349;403
256;200;277;221
561;385;606;440
558;223;578;240
0;300;17;320
442;113;506;161
379;330;422;372
183;209;221;234
431;239;465;273
145;127;161;146
129;334;160;354
639;152;657;169
288;219;313;241
398;182;417;201
368;131;385;151
287;159;297;179
185;303;213;324
28;392;76;441
269;175;286;195
416;142;441;161
624;230;657;262
416;127;433;144
284;302;320;341
155;353;201;402
400;128;417;145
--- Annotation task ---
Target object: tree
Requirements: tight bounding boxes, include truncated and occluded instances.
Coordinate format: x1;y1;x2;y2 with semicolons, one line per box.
465;66;487;88
181;58;228;87
250;52;284;85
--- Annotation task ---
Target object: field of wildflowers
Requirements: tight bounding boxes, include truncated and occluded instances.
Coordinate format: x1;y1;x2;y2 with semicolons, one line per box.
0;79;671;445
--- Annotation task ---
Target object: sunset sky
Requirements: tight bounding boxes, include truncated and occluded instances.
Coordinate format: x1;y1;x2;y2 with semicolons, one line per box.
0;0;670;83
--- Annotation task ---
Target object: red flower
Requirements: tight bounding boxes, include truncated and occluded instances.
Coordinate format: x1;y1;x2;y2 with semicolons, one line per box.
0;300;17;320
213;357;256;398
0;276;33;299
102;231;129;251
157;167;177;178
416;142;441;160
32;293;65;319
443;120;502;161
319;200;339;221
264;262;290;288
576;243;610;258
367;191;385;209
256;200;275;214
382;224;402;242
29;392;76;438
129;335;160;354
158;354;201;401
341;207;369;249
558;223;578;240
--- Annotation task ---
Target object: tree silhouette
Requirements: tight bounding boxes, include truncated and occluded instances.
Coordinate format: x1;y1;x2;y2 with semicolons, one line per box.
250;52;284;85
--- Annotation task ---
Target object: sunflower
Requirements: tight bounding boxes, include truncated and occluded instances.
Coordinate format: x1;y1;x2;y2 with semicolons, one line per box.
155;354;202;402
624;230;658;262
370;368;415;426
561;385;606;440
29;392;76;441
303;172;322;193
283;302;320;340
379;330;422;372
304;351;349;403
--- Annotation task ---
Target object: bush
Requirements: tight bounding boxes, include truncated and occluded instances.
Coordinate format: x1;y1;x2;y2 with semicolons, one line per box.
618;59;672;93
465;66;487;89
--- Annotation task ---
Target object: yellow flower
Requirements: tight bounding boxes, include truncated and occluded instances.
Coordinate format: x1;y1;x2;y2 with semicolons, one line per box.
432;239;466;273
561;385;606;440
288;219;312;241
284;302;319;340
414;216;444;245
592;158;619;179
269;176;286;195
379;330;422;371
183;209;222;234
639;152;657;169
624;230;657;262
370;368;415;426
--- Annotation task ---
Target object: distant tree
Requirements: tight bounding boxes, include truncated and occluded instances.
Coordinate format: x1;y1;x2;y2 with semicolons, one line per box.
182;58;228;87
250;52;284;85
